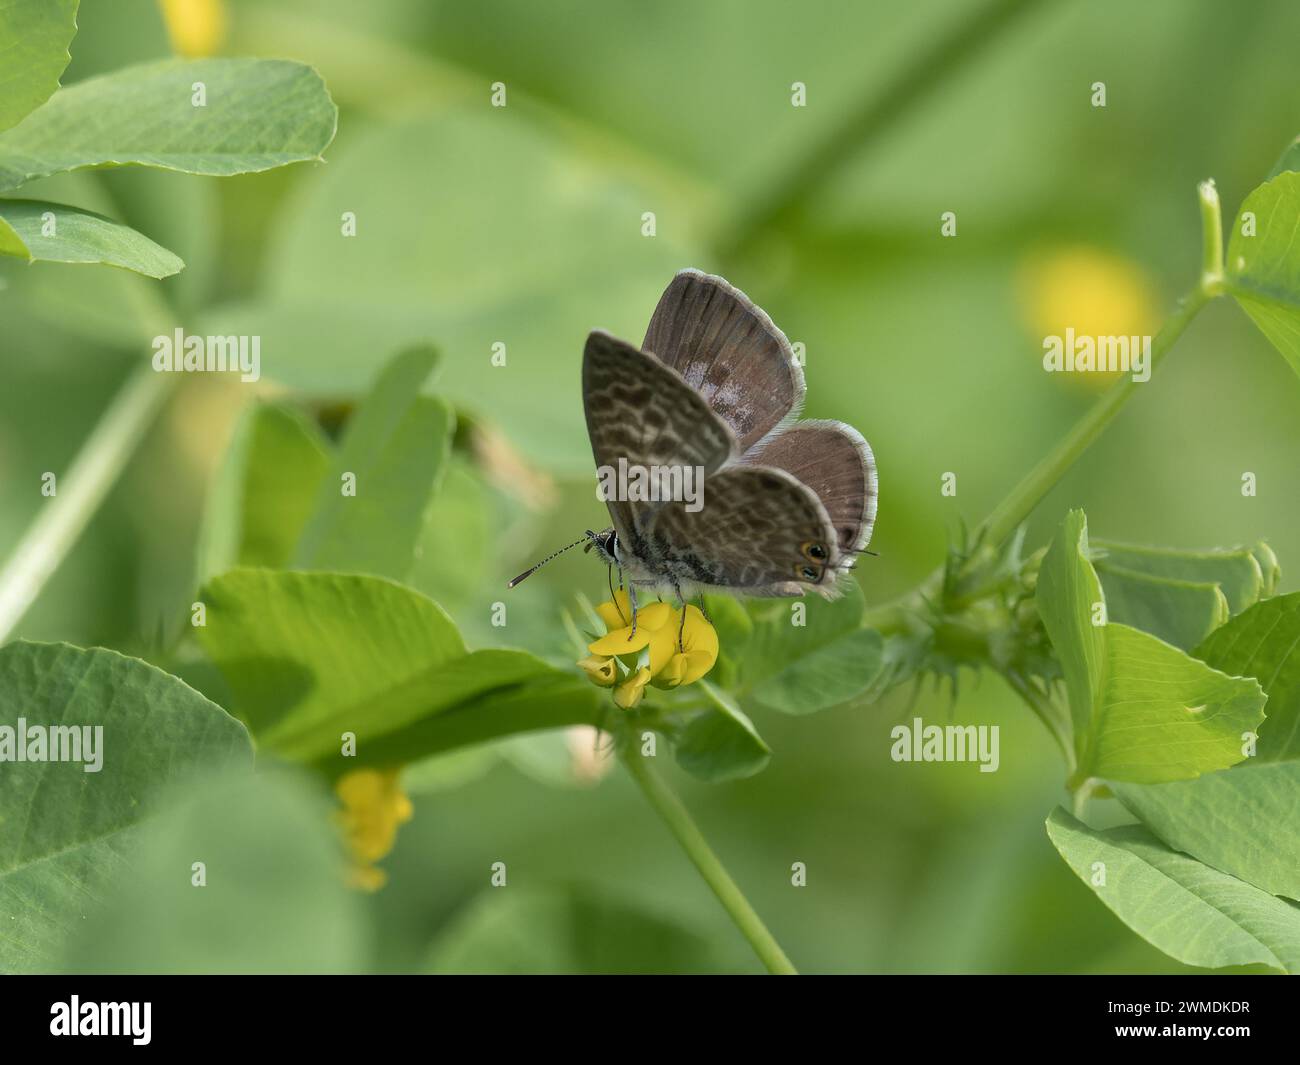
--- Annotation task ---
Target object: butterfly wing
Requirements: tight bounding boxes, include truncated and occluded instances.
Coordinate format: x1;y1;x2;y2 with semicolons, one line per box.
645;464;840;597
582;328;736;540
743;420;877;556
642;269;805;454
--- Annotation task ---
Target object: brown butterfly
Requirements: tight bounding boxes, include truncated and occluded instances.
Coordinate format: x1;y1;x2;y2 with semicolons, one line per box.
510;269;877;633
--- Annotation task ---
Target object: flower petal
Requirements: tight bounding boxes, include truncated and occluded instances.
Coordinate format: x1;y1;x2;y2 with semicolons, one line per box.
577;653;618;687
589;627;653;655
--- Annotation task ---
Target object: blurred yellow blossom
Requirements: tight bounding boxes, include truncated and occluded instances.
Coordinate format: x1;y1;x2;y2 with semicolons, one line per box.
334;767;412;892
1018;245;1159;389
158;0;227;58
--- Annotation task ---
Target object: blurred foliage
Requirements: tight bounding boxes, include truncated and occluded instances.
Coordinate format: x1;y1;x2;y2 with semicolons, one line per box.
4;0;1300;973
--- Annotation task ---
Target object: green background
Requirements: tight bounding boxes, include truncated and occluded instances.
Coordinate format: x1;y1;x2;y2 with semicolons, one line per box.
2;0;1298;973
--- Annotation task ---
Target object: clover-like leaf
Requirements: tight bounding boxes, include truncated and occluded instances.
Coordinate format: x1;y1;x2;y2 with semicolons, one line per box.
197;402;331;583
1226;170;1300;376
1037;510;1265;785
675;681;771;782
1195;591;1300;761
0;0;77;135
741;580;884;714
0;198;184;276
0;641;252;972
294;346;452;581
1113;762;1300;901
0;58;337;192
1047;808;1300;973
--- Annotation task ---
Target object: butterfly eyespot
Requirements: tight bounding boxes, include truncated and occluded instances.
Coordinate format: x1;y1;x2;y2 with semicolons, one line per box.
801;541;828;562
796;563;821;581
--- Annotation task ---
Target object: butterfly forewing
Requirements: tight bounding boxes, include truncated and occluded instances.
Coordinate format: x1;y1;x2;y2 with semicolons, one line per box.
744;420;877;555
642;269;805;454
583;328;736;539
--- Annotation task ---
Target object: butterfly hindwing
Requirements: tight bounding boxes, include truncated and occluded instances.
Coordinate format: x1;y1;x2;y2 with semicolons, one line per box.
644;464;839;596
583;328;736;539
744;420;877;556
642;269;805;454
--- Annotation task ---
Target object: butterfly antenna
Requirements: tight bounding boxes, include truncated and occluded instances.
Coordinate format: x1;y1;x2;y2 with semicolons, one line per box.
507;534;591;588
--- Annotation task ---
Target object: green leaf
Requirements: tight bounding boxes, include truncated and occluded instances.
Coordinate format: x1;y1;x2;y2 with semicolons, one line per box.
0;58;338;192
1037;510;1265;784
423;885;729;974
675;681;771;783
742;580;884;714
62;769;367;974
350;673;602;770
197;568;474;761
1093;561;1228;651
294;346;453;581
195;569;590;769
196;402;332;583
0;197;183;276
199;105;700;473
0;641;252;973
1046;808;1300;973
1226;171;1300;375
0;0;77;134
1195;591;1300;761
1092;539;1265;615
405;457;493;614
1113;762;1300;900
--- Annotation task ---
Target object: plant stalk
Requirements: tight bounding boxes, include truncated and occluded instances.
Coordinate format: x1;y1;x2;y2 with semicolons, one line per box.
620;747;798;975
864;182;1227;634
0;361;177;644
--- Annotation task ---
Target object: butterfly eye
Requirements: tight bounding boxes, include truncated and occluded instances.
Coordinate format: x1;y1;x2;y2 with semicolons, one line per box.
801;541;828;562
796;563;821;581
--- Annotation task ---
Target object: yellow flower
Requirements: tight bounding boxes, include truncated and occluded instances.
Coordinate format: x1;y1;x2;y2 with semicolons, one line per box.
649;604;719;688
1018;245;1159;390
577;653;618;687
334;768;413;892
614;666;653;709
587;589;673;656
158;0;227;58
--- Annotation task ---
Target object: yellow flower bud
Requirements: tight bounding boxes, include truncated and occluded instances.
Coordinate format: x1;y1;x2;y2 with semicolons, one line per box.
577;653;618;687
613;666;653;709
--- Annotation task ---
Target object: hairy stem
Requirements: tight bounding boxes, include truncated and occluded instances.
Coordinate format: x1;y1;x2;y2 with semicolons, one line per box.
716;0;1048;259
620;747;798;975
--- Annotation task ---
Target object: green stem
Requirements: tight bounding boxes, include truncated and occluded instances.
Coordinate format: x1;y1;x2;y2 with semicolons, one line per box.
716;0;1048;259
0;361;177;644
620;747;798;975
979;283;1213;548
864;182;1227;635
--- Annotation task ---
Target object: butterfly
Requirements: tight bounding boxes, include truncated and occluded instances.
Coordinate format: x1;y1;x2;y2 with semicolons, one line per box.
510;268;877;637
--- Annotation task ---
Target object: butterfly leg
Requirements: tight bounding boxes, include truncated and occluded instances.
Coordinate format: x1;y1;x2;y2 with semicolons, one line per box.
696;594;712;624
669;577;687;652
607;564;626;623
626;582;639;640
